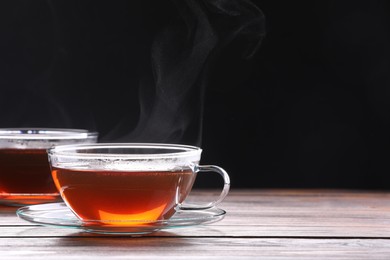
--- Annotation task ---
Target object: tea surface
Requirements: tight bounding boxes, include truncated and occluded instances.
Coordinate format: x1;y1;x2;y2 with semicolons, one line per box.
51;168;196;225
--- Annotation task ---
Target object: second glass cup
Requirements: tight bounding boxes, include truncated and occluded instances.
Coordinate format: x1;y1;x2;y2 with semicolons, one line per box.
0;128;98;206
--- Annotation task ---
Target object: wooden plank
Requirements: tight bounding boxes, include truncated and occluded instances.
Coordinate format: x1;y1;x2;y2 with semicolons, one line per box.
1;224;390;238
0;237;389;259
1;190;390;259
2;189;390;237
0;205;27;225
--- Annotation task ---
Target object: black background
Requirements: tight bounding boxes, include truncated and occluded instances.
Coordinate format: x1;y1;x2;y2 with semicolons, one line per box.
1;0;390;189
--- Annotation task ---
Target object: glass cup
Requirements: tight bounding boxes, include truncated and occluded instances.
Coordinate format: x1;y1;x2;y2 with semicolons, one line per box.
48;143;230;226
0;128;98;206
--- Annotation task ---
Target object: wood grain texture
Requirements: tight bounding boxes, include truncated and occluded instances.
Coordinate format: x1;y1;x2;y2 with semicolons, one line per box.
2;189;390;237
0;238;389;259
1;189;390;259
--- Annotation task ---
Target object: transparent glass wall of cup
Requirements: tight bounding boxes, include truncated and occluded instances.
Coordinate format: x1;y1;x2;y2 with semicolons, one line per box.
0;128;98;206
48;143;230;226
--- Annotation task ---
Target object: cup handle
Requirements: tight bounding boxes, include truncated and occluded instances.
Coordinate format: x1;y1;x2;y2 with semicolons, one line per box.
178;165;230;210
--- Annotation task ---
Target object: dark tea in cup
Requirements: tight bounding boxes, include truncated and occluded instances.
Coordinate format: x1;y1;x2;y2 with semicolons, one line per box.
48;143;230;226
51;169;195;224
0;129;98;205
0;148;57;202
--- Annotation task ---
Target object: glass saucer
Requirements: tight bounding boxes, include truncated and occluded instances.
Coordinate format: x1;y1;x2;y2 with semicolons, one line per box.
16;203;226;235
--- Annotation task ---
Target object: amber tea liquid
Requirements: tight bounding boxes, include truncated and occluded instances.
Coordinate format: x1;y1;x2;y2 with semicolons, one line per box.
0;149;58;203
51;168;196;225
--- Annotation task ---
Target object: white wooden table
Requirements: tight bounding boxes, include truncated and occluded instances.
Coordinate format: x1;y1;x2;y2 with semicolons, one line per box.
1;190;390;259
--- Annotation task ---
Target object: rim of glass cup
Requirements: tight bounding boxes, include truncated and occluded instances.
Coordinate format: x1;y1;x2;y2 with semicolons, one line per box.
48;143;202;160
0;128;98;140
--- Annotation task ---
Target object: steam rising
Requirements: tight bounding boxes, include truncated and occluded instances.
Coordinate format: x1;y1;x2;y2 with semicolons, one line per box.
111;0;265;145
0;1;264;146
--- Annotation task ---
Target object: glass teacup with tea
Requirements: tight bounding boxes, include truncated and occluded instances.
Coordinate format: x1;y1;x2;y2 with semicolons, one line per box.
0;128;98;206
47;143;230;227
